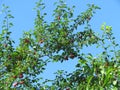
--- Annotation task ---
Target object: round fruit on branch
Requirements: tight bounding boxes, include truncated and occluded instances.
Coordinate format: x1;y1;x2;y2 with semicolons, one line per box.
13;82;18;87
19;80;24;84
19;73;23;78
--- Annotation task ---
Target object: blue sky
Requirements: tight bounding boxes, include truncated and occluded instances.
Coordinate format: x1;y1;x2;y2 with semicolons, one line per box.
0;0;120;81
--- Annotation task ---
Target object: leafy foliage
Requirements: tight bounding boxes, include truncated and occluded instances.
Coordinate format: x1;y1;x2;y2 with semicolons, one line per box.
0;4;47;90
0;0;120;90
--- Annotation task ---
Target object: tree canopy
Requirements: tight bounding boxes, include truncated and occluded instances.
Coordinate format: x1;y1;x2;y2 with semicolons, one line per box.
0;0;120;90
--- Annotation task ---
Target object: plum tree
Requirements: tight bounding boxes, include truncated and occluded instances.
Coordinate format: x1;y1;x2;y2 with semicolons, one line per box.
1;0;120;90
